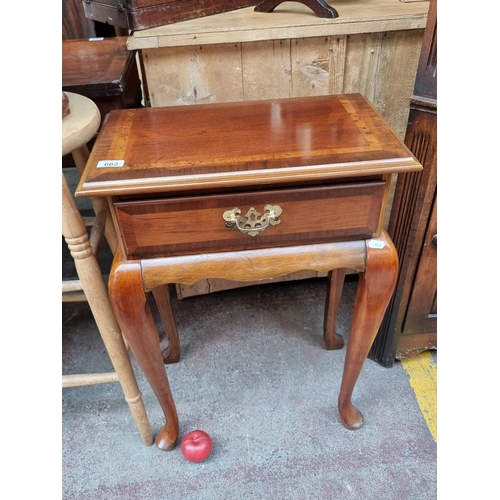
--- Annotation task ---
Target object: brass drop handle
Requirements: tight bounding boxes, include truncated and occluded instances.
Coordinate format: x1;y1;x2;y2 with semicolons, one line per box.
223;205;282;237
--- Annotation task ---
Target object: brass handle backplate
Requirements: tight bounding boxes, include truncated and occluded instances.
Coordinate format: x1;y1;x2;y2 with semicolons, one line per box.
223;205;282;237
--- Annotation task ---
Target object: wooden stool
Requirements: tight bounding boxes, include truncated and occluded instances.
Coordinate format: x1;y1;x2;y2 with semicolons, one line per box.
62;91;153;446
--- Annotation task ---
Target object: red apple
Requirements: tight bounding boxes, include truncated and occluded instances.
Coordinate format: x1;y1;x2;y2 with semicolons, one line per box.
180;430;213;462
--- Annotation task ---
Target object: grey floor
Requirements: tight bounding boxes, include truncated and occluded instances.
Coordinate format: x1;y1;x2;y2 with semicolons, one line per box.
62;274;437;500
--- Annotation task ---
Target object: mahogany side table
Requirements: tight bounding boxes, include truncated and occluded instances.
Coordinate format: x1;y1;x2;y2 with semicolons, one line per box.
76;94;422;450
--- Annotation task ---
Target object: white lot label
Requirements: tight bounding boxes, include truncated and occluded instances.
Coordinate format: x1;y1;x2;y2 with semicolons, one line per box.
97;160;125;168
368;240;385;249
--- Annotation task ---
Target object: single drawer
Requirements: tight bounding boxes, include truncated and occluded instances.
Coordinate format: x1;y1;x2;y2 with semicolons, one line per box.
114;181;386;259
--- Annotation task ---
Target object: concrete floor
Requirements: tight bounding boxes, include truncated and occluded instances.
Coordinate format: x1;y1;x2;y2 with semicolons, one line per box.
62;274;437;500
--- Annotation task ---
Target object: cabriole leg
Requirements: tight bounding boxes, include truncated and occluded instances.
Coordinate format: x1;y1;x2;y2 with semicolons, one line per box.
108;256;179;450
338;231;398;430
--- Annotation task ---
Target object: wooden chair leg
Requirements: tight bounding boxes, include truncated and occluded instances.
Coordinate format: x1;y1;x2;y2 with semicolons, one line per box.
62;173;153;446
338;231;399;430
109;256;179;451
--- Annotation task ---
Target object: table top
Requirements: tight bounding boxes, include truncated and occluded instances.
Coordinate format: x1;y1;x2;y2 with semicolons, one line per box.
76;93;421;198
62;37;136;94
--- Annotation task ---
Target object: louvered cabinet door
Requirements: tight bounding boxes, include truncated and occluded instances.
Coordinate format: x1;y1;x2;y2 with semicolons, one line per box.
403;193;437;334
368;0;437;367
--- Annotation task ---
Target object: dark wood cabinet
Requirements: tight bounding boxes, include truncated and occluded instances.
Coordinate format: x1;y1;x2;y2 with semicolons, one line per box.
63;0;96;39
369;0;437;367
63;0;119;40
81;0;257;31
62;37;142;121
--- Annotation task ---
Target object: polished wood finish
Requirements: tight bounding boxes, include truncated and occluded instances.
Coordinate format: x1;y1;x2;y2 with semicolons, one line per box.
108;258;179;450
62;37;142;124
141;240;366;290
128;1;426;143
115;182;386;259
127;0;428;300
339;233;398;428
77;94;422;450
110;232;396;449
369;0;436;366
78;94;420;197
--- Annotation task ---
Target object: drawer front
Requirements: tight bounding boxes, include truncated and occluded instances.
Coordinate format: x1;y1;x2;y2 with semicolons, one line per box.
115;182;386;259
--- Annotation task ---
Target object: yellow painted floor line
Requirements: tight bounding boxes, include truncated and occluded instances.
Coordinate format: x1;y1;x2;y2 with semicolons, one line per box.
401;351;437;443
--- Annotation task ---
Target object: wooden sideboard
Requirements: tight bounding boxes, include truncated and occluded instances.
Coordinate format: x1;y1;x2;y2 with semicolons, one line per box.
126;0;430;298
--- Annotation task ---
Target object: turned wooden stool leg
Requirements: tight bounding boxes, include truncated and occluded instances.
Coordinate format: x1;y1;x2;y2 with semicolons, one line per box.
338;230;398;430
62;173;153;446
109;257;179;451
323;268;346;349
151;286;181;364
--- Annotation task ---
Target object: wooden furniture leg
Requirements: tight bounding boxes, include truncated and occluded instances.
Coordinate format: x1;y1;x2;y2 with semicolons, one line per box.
323;268;346;350
62;173;153;446
107;234;397;448
151;285;181;364
108;257;179;451
338;231;399;430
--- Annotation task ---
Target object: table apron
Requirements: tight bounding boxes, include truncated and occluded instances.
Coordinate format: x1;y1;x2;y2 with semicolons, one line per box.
139;240;367;291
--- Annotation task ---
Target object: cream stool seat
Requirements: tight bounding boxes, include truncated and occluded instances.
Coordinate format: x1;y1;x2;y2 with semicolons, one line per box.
62;92;153;446
62;92;100;156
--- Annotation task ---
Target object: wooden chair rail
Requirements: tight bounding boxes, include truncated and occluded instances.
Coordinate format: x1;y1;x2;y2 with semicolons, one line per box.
62;372;120;388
